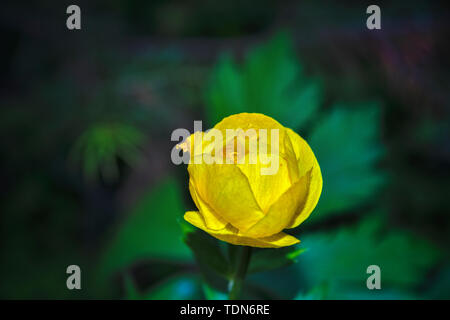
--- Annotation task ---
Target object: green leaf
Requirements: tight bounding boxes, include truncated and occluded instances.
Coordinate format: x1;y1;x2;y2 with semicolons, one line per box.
182;227;230;277
308;105;386;220
278;81;321;130
98;177;192;281
206;54;244;124
297;215;442;296
248;246;307;274
205;32;321;129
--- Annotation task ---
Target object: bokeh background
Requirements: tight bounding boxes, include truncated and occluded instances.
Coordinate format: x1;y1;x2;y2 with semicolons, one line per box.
1;0;449;299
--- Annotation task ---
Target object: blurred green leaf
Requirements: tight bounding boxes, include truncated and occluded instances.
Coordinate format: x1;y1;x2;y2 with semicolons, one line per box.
143;274;203;300
123;272;205;300
70;122;145;183
247;264;303;299
206;33;321;129
278;81;321;130
183;228;230;278
98;177;192;280
309;105;386;220
297;215;441;296
202;283;228;300
123;274;140;300
248;246;307;274
294;283;329;300
206;54;244;123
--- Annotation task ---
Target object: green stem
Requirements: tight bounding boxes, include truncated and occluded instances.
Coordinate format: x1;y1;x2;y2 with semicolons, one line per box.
228;246;252;300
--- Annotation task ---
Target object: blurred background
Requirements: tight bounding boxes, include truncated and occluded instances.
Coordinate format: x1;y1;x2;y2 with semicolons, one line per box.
0;0;449;299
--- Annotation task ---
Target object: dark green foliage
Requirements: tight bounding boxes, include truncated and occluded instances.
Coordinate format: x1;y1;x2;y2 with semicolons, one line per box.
297;215;441;298
205;33;321;129
143;274;203;300
248;246;306;274
308;105;386;220
124;272;203;300
183;228;230;278
70;122;145;183
93;33;447;300
99;177;192;282
2;1;448;299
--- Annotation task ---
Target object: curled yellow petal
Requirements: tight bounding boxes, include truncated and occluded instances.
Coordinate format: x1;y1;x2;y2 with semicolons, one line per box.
184;211;300;248
281;129;301;182
236;153;292;212
188;160;265;232
285;128;317;177
188;179;228;230
284;128;323;228
243;175;308;238
286;163;323;229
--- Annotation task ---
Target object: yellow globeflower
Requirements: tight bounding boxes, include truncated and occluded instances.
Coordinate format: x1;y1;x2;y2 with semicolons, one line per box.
181;113;322;248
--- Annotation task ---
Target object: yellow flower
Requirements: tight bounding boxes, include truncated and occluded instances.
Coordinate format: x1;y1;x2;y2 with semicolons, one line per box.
182;113;322;248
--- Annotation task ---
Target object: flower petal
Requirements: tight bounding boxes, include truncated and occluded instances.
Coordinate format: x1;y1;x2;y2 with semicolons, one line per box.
214;113;284;132
236;153;293;212
284;128;323;228
285;128;316;177
184;211;300;248
242;175;308;237
189;179;228;230
188;160;265;232
286;163;323;229
282;129;301;182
